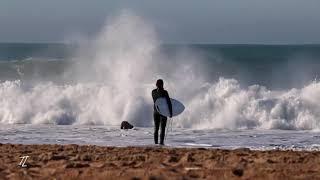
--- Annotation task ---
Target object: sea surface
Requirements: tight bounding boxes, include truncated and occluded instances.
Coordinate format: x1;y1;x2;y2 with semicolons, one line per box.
1;43;320;150
1;125;320;151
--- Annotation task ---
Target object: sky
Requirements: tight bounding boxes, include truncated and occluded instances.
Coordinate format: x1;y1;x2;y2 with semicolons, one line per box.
0;0;320;44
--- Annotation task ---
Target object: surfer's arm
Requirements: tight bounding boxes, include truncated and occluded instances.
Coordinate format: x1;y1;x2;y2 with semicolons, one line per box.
151;89;156;102
165;91;173;117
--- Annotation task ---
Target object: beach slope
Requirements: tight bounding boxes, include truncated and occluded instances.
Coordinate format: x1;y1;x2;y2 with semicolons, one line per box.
1;144;320;179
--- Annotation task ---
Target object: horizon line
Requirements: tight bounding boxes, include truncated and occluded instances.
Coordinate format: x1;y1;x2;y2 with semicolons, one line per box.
1;42;320;46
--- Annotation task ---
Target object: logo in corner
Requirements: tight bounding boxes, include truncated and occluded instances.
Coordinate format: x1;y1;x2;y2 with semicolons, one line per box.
19;156;29;168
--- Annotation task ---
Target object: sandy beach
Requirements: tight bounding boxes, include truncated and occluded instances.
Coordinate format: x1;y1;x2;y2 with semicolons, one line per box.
0;144;319;179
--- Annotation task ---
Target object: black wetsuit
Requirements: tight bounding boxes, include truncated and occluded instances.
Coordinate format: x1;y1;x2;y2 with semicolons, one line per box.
152;88;173;145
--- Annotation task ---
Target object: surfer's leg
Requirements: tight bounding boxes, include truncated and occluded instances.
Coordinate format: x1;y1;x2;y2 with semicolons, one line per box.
160;116;167;145
154;113;160;144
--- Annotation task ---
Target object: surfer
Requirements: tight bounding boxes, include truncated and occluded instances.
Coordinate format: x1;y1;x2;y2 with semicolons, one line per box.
152;79;173;145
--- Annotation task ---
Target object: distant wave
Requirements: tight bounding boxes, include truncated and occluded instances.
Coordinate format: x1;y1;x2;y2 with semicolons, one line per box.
0;57;65;62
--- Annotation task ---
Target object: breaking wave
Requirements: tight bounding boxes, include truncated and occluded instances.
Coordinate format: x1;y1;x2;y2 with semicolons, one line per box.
1;10;320;130
1;78;320;130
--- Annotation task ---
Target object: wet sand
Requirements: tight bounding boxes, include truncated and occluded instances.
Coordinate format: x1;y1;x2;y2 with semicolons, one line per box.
1;143;320;179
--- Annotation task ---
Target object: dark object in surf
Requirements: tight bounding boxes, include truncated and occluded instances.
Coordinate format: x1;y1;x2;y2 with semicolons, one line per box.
121;121;134;129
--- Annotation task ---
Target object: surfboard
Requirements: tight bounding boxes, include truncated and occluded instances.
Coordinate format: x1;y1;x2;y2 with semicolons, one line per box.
155;98;185;117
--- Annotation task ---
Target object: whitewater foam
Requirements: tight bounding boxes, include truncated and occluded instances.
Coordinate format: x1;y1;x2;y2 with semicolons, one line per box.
1;77;320;130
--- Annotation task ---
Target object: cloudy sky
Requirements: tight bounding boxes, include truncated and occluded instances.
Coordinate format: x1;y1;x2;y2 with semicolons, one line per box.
1;0;319;44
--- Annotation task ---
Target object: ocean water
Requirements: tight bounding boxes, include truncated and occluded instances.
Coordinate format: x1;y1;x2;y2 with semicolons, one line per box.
1;12;320;150
1;125;320;151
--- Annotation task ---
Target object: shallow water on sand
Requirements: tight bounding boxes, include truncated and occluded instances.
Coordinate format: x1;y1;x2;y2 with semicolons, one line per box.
1;125;320;151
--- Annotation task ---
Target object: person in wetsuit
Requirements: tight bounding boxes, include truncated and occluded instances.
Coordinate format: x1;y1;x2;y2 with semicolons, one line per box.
152;79;173;145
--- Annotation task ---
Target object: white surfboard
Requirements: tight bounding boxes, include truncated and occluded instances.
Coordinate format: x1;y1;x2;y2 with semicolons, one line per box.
155;98;185;117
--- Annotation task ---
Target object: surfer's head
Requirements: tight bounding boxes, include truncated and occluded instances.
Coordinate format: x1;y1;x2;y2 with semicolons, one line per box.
156;79;164;89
